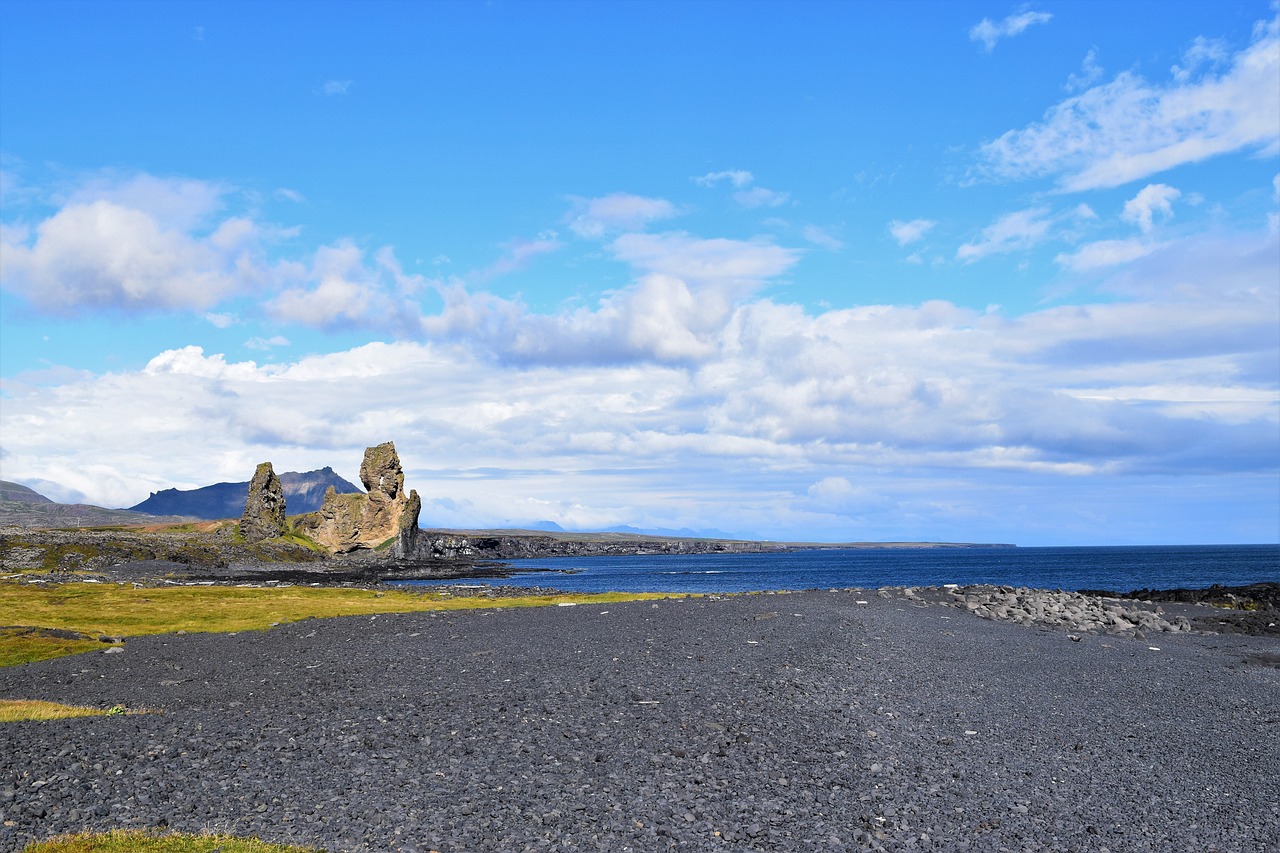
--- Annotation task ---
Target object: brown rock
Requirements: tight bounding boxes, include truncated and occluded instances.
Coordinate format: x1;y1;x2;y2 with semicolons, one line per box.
295;442;421;556
240;462;286;543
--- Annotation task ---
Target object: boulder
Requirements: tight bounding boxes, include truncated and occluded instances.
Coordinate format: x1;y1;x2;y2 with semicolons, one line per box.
240;462;287;543
294;442;421;556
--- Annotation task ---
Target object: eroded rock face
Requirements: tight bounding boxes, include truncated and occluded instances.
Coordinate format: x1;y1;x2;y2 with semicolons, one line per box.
240;462;287;543
295;443;421;556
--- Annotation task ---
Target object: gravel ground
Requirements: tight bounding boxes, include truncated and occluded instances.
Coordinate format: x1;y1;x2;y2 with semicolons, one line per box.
2;588;1278;852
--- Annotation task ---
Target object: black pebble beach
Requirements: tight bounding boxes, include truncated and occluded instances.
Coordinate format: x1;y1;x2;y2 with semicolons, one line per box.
2;589;1278;852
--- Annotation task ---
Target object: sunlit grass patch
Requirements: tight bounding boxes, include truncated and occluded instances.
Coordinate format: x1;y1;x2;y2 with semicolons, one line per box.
0;628;104;667
0;699;120;723
0;581;683;666
23;829;323;853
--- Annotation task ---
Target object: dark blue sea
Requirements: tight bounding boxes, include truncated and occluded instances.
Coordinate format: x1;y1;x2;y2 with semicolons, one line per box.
399;544;1279;595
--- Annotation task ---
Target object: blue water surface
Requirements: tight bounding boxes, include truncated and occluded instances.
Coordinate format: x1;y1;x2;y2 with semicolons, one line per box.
397;544;1279;594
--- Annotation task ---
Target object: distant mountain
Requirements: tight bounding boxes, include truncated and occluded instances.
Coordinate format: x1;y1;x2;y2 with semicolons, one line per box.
0;481;54;504
128;467;362;520
603;524;744;539
0;480;194;528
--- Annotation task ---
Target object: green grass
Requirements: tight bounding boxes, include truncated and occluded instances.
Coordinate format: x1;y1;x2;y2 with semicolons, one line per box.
23;830;324;853
0;581;680;666
0;628;104;667
0;699;122;723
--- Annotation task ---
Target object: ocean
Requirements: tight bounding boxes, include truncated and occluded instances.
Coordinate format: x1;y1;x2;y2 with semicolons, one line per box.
398;544;1280;595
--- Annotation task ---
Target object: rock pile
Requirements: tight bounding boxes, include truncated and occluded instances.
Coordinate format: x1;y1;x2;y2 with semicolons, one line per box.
239;462;286;543
922;585;1192;638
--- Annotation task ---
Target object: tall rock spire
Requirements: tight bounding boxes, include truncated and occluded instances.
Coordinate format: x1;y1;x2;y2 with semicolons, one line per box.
240;462;286;543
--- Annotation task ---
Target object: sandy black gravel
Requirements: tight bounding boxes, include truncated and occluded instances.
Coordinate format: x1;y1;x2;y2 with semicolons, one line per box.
2;589;1278;852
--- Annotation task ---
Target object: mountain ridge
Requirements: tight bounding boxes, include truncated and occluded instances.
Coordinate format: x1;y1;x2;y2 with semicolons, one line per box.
128;466;362;520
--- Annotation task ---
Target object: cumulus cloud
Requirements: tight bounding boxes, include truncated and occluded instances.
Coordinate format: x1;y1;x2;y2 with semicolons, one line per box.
566;193;679;238
268;240;427;335
979;13;1280;192
0;201;260;313
4;224;1273;540
1122;183;1181;232
969;9;1052;52
0;173;292;316
418;232;803;365
888;218;937;246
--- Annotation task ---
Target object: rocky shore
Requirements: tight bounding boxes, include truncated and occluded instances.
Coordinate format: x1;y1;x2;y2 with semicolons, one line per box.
2;587;1277;852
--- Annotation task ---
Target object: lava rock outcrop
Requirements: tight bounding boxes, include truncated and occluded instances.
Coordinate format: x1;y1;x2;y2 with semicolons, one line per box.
293;442;421;557
239;462;287;543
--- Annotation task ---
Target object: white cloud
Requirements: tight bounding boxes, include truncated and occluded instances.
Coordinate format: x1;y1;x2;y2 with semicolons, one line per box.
802;224;844;251
733;186;789;209
322;79;352;96
1054;238;1163;272
475;236;563;279
956;207;1053;262
609;232;799;287
0;199;259;313
419;232;803;365
1122;183;1181;233
979;13;1280;191
888;218;937;246
268;240;426;335
244;335;290;350
693;170;788;209
566;193;679;238
205;312;237;328
5;226;1272;537
693;170;754;188
1065;49;1103;93
1171;36;1229;83
969;9;1052;52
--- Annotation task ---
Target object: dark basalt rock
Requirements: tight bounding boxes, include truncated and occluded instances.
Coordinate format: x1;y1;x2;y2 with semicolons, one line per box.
239;462;287;543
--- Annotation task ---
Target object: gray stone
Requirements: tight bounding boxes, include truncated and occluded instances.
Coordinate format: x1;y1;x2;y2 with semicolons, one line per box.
239;462;286;543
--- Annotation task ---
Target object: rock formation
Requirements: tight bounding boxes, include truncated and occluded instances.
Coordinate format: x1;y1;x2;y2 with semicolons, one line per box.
294;442;421;556
240;462;287;543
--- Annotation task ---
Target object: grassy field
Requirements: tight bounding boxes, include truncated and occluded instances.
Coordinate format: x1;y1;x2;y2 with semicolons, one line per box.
0;581;677;668
23;830;324;853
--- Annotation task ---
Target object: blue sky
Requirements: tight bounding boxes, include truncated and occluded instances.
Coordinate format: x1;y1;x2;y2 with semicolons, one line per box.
1;0;1277;545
